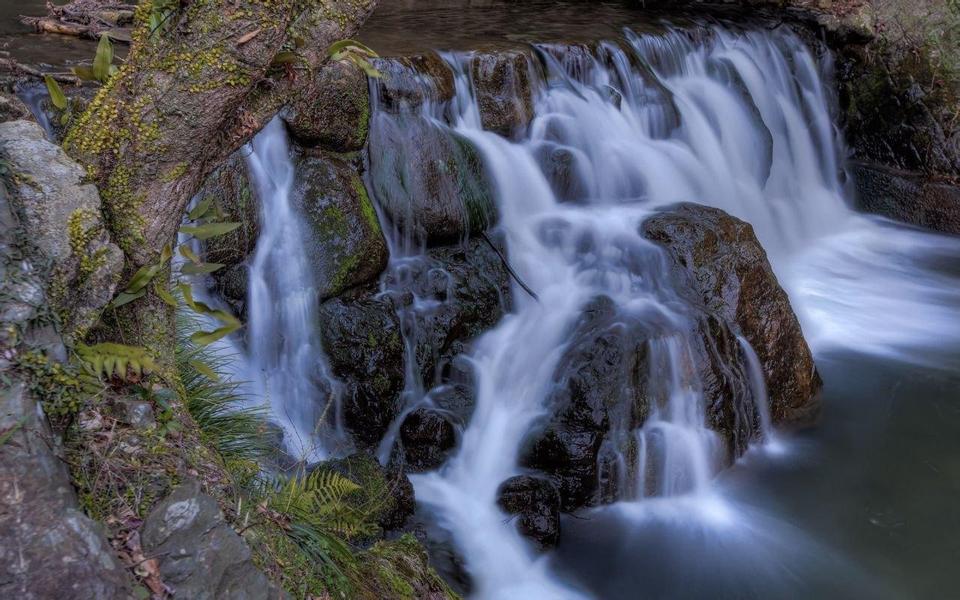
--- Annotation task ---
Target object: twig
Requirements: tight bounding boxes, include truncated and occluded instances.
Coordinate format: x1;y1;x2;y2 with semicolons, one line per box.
479;231;539;302
0;58;82;85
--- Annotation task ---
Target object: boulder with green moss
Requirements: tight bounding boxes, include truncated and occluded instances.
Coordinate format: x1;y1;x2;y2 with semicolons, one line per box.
285;61;371;152
296;153;389;299
0;119;123;341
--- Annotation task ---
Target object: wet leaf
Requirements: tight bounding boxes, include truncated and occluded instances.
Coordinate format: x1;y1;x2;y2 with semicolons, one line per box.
180;222;241;240
238;28;261;45
327;39;378;59
71;66;97;81
44;75;68;110
178;244;202;264
271;51;299;66
189;359;220;381
109;289;146;309
154;282;177;307
181;262;224;275
93;34;114;82
191;322;241;346
188;197;212;220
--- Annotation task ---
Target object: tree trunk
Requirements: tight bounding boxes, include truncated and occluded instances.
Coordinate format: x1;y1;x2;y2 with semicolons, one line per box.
64;0;379;354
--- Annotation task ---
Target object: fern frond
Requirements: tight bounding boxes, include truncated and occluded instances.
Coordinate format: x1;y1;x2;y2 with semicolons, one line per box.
76;343;158;380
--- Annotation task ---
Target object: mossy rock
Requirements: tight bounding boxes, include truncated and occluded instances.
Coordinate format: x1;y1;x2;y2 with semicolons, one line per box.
371;52;456;110
285;60;371;153
469;50;535;138
295;154;389;300
368;114;497;246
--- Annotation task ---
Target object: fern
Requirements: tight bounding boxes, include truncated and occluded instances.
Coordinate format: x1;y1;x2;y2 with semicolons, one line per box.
76;343;158;380
264;467;378;541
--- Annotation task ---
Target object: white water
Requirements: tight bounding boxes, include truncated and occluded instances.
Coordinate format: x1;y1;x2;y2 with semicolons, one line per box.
244;118;344;461
402;26;960;599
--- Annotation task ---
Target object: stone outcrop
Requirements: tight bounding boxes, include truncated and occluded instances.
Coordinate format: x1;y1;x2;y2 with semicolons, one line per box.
141;481;284;600
469;50;535;138
497;475;561;550
643;203;822;427
0;176;131;600
296;153;389;300
285;61;371;152
853;161;960;235
0;119;123;340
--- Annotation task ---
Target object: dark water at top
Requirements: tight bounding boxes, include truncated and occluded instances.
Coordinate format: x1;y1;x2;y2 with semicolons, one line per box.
0;0;97;67
358;0;676;55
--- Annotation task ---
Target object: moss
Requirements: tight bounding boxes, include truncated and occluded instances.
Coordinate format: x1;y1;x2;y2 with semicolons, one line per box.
352;173;380;232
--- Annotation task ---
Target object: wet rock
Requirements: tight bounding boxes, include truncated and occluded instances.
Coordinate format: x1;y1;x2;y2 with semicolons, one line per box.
497;475;561;550
470;50;535;138
368;114;497;245
642;202;822;427
296;154;389;299
200;151;259;269
141;480;283;600
522;296;650;509
853;161;960;235
371;52;456;109
317;288;405;446
399;408;457;472
0;119;123;340
0;381;133;599
285;60;371;152
397;236;512;384
118;399;156;430
537;143;589;203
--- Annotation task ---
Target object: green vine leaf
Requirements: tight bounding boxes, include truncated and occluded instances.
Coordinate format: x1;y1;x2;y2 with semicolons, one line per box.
43;75;68;110
92;34;115;83
181;262;224;275
154;282;178;307
178;244;202;264
180;222;241;240
188;197;213;221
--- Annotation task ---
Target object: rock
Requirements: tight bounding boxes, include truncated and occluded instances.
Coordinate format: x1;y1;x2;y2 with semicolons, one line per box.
371;53;456;110
195;152;259;315
521;296;649;509
296;154;389;299
537;144;589;203
0;91;30;123
141;480;283;600
0;119;123;340
317;288;406;446
368;113;497;245
390;236;512;385
0;381;132;599
285;61;371;152
470;50;535;138
642;202;822;427
853;161;960;235
399;408;457;472
117;399;156;430
497;475;561;550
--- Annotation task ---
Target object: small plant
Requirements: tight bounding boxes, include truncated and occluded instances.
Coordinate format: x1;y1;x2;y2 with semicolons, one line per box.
73;34;119;83
327;39;382;78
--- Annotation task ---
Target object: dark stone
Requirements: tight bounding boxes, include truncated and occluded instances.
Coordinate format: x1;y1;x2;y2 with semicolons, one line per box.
141;480;283;600
642;202;822;427
371;52;456;110
285;61;370;152
399;408;457;472
296;154;389;299
497;475;561;550
470;50;535;138
318;288;406;446
537;144;588;203
0;91;30;123
853;160;960;235
200;152;259;265
368;113;497;245
521;296;651;510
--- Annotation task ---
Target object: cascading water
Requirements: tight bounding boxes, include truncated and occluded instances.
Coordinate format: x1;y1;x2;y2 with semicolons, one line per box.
244;118;345;461
362;24;960;599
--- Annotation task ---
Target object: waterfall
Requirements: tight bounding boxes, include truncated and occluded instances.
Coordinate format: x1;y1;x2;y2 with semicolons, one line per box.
373;25;960;598
244;118;344;462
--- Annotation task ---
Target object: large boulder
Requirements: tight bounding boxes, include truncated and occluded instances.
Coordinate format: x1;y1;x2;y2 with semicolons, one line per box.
141;481;283;600
641;202;821;427
370;53;456;110
0;120;123;341
853;161;960;235
497;475;561;550
399;408;458;472
368;113;497;245
470;50;535;138
296;154;389;300
0;380;133;600
285;61;371;152
317;287;406;447
319;236;510;447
